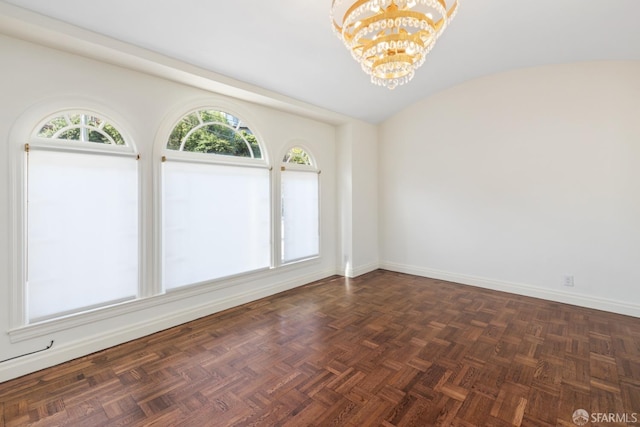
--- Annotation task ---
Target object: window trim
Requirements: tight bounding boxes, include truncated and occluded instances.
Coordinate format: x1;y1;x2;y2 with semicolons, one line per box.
10;104;141;328
282;145;316;168
162;107;268;167
27;139;137;158
157;102;273;291
162;150;269;169
277;144;321;266
33;111;130;145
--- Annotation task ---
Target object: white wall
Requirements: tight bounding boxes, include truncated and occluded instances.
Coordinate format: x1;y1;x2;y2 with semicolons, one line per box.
350;122;379;275
0;34;339;381
379;61;640;317
336;121;379;277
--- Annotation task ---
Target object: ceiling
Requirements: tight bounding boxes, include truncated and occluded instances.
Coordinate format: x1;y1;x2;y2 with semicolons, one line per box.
3;0;640;123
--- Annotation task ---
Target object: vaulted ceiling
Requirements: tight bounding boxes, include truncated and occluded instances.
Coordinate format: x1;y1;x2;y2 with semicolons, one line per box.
3;0;640;123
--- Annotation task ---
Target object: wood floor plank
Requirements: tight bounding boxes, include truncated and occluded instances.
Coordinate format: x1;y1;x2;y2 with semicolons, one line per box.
1;270;639;426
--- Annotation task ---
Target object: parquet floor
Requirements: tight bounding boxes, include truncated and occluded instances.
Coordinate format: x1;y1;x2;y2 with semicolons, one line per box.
1;270;639;426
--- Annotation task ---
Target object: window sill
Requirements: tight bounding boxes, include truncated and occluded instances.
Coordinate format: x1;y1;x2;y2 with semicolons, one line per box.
8;258;323;343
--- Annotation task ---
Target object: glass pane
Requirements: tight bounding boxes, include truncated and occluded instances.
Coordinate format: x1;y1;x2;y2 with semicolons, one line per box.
57;129;81;141
36;114;126;146
163;161;271;289
166;110;262;158
184;124;251;157
283;147;311;165
103;124;126;145
37;116;68;138
200;110;229;125
88;130;110;144
167;112;200;151
281;170;319;262
27;150;138;321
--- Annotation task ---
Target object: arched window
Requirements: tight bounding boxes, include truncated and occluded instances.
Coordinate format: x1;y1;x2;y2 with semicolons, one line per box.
166;109;262;158
282;147;311;165
162;108;271;290
36;113;126;145
280;146;319;263
25;111;139;322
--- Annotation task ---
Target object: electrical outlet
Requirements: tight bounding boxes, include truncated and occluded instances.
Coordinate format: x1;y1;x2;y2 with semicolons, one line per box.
563;275;574;287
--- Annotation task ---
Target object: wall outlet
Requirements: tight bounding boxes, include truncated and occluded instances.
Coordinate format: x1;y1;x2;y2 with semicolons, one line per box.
563;275;574;287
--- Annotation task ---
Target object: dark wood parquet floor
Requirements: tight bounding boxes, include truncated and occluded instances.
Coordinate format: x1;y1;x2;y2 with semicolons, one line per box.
1;270;639;426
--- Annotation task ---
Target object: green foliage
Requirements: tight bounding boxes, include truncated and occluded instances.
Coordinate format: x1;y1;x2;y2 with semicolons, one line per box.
167;112;199;151
103;123;125;145
38;116;67;138
284;147;311;165
167;110;262;158
37;114;125;145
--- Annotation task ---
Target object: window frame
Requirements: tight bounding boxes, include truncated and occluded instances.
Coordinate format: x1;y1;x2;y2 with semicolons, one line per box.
162;107;268;167
159;105;273;291
29;111;136;155
10;107;141;328
278;145;321;266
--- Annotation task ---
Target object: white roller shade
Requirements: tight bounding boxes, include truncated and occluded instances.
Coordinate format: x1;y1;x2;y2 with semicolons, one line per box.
27;149;139;322
163;161;271;289
281;170;319;263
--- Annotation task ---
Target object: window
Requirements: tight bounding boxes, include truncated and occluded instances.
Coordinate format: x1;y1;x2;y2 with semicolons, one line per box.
280;147;319;263
162;109;271;290
25;112;139;322
166;109;261;158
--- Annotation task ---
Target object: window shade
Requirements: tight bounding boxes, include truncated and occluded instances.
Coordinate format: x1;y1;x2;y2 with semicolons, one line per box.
162;161;271;289
27;150;139;322
281;170;319;263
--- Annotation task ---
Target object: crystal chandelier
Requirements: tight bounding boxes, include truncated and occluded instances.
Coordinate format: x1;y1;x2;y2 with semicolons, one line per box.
330;0;459;89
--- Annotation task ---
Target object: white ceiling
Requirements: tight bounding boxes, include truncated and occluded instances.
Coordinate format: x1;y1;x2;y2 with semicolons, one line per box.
3;0;640;123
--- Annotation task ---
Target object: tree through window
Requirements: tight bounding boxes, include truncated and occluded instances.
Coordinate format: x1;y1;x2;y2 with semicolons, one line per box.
26;110;139;322
162;108;270;289
37;113;126;145
166;109;261;158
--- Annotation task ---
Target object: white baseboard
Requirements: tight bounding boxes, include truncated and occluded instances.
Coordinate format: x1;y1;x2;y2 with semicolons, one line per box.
342;261;380;278
0;269;335;383
379;261;640;318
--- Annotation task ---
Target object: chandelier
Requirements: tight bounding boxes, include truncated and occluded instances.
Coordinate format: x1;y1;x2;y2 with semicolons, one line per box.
330;0;459;89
